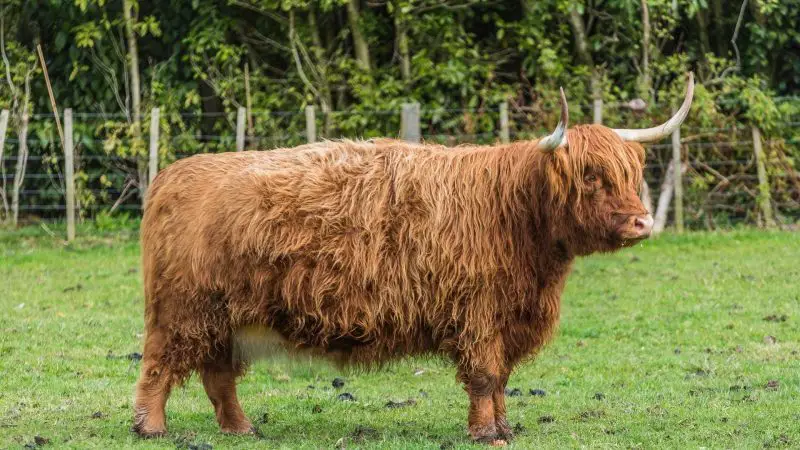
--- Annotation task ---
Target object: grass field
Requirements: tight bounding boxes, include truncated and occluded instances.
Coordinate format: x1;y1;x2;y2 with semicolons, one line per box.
1;226;798;449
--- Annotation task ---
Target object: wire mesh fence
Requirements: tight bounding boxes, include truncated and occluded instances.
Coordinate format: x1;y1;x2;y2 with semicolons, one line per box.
1;103;799;234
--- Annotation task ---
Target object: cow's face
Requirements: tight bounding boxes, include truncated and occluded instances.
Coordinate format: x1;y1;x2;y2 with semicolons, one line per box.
577;141;653;251
532;74;693;255
543;125;653;256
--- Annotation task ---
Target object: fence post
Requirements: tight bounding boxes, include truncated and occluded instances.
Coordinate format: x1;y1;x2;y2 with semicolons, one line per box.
305;105;316;143
499;101;510;143
148;107;160;187
593;97;603;124
64;109;75;242
236;106;246;151
11;111;29;227
401;102;420;143
751;126;775;228
0;109;8;176
0;110;7;223
671;120;684;233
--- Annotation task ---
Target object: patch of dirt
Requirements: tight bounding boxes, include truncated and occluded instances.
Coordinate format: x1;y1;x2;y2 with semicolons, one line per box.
174;432;212;450
529;389;546;397
537;415;555;424
504;388;522;397
312;404;322;413
764;336;777;345
62;284;83;293
765;380;780;391
90;411;104;419
385;399;416;409
337;392;356;402
350;425;379;443
764;314;788;323
105;351;142;361
577;410;605;421
24;436;50;449
688;368;710;378
764;434;791;448
188;444;212;450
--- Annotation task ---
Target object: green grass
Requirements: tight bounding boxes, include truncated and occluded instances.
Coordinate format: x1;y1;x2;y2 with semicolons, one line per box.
1;228;798;449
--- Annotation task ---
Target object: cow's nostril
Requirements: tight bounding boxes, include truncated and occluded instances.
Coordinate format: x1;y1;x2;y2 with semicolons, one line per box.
632;215;654;235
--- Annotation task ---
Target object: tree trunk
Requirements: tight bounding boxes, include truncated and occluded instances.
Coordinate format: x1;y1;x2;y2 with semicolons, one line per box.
395;14;411;84
639;0;652;103
567;6;601;106
711;0;725;55
308;6;335;136
653;163;687;234
696;9;711;60
346;0;371;71
11;108;29;227
640;180;653;214
123;0;145;205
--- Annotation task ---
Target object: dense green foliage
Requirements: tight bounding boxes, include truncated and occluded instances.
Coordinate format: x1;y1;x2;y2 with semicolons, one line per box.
0;1;799;224
1;227;799;448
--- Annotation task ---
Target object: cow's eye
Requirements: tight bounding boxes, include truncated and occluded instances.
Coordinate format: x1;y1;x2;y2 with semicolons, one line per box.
584;174;597;183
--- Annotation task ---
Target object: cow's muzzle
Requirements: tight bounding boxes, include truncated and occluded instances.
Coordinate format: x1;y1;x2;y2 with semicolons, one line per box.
619;213;654;241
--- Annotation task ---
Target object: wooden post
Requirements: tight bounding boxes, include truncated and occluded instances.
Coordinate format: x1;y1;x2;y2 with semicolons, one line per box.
499;101;510;143
305;105;316;143
0;110;8;222
752;126;775;227
671;120;684;233
401;102;420;143
148;108;160;186
236;106;246;152
0;109;8;175
64;109;75;241
593;97;603;124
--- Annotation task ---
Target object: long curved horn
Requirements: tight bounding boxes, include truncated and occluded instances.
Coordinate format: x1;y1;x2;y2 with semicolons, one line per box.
536;87;569;152
612;72;694;143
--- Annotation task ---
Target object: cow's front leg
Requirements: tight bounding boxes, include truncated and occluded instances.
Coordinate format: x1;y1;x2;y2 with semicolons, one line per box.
492;369;513;440
458;339;507;446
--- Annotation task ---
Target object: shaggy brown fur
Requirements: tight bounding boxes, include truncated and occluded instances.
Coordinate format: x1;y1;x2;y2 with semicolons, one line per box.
132;125;650;444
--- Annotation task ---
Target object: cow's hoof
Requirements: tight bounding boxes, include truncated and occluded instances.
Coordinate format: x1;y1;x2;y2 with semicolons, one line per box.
473;433;507;446
495;420;514;441
131;425;167;439
221;423;259;436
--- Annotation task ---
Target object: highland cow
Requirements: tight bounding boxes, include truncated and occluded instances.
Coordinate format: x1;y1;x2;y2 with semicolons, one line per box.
133;74;695;445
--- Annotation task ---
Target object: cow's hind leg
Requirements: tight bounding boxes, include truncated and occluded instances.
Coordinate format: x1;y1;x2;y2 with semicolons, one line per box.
133;327;174;438
201;353;256;435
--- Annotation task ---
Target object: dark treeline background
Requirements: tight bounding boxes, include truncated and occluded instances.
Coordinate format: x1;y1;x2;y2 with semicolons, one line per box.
0;0;799;227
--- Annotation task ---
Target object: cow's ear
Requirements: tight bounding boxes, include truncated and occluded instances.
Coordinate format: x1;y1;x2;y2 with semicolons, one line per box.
625;142;646;166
